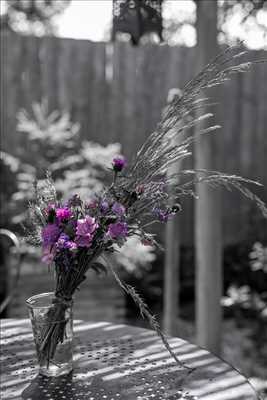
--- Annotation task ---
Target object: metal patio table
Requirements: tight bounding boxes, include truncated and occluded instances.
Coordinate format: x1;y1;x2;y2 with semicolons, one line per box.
0;319;258;400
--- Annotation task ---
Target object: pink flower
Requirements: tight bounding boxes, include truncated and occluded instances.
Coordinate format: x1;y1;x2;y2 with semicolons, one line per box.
76;216;98;236
75;216;98;248
56;208;72;222
141;238;153;246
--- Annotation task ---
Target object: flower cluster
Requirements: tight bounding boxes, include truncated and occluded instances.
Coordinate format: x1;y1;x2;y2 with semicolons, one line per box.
40;157;132;267
38;154;182;267
41;198;129;264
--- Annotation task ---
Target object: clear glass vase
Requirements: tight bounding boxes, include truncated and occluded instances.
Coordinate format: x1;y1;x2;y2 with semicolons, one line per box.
26;292;73;377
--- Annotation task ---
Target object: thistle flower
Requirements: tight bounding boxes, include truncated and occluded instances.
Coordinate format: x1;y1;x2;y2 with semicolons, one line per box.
112;156;127;172
41;223;60;247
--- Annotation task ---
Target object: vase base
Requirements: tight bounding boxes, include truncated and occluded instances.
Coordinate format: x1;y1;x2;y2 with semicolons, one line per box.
39;362;73;377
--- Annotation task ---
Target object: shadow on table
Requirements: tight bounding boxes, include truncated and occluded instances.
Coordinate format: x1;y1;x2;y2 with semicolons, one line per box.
21;372;95;400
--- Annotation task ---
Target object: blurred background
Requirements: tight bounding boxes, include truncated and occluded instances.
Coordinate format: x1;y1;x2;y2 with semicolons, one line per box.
0;0;267;397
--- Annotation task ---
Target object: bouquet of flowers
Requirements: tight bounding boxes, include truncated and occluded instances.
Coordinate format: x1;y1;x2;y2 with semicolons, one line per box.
27;45;267;369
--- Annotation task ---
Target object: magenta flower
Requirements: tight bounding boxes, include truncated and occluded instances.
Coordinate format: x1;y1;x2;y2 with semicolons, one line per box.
107;222;128;240
56;208;72;222
41;224;60;247
112;156;127;172
112;202;125;216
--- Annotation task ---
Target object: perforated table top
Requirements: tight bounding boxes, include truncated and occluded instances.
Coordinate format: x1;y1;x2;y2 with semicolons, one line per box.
0;319;258;400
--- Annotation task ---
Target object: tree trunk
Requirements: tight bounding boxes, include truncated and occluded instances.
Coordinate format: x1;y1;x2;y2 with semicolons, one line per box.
163;89;183;336
163;186;180;336
194;0;222;355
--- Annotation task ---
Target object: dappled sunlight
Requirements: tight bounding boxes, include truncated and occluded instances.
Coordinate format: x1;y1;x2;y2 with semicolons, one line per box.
1;319;258;399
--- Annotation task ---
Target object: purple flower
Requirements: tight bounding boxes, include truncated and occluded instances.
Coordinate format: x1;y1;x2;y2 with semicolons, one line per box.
41;224;60;247
56;233;77;251
75;234;94;248
153;207;169;223
112;202;125;216
56;207;72;222
107;222;128;240
100;200;109;214
75;216;98;248
112;156;127;172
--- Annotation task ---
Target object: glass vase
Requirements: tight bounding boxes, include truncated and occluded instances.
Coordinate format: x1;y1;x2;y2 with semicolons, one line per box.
26;292;73;377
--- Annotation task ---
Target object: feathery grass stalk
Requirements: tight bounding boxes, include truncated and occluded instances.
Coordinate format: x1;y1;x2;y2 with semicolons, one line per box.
102;254;194;371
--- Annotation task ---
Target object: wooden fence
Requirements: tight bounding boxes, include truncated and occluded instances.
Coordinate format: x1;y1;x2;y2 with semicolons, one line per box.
1;32;267;245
